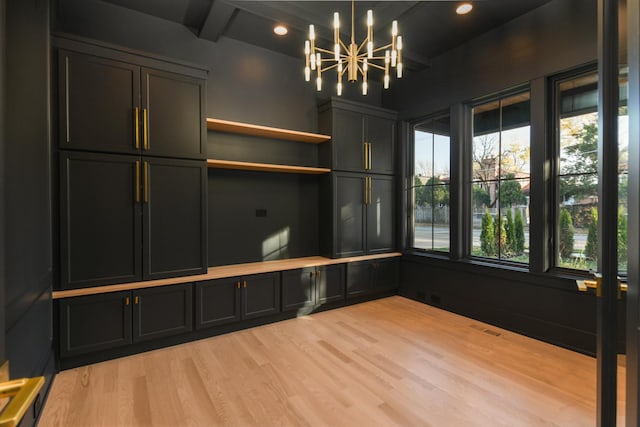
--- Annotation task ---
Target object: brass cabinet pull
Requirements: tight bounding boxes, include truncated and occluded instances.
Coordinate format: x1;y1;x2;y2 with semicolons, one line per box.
243;281;247;288
368;143;372;170
362;142;371;170
236;282;240;289
135;161;140;203
364;176;371;205
134;107;140;149
363;142;370;170
143;108;149;150
0;376;45;427
134;296;139;305
125;297;130;305
143;161;149;203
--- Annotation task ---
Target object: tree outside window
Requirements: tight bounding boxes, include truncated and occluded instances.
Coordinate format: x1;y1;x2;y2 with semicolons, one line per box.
556;70;628;272
412;114;450;252
471;92;531;263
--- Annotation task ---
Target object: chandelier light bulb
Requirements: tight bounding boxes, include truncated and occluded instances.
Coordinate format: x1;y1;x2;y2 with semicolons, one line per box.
305;66;310;81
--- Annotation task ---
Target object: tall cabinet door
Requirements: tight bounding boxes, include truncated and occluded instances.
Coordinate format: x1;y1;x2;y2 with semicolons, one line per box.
367;175;395;254
335;173;366;257
60;151;141;289
332;109;365;172
58;50;140;155
366;117;395;175
141;68;206;159
142;157;207;280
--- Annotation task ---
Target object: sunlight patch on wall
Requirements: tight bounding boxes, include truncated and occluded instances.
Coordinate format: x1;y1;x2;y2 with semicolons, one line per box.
262;226;290;261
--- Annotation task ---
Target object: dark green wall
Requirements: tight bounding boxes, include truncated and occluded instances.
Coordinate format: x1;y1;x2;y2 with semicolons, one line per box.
0;0;6;368
5;0;55;423
388;0;606;355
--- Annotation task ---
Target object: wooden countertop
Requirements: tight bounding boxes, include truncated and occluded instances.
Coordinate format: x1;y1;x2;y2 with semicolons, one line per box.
52;253;402;299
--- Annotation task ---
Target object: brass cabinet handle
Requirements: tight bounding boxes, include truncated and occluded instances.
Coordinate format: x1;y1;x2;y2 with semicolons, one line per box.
0;376;45;427
143;108;149;150
134;107;140;149
125;297;130;305
236;282;240;289
143;161;149;203
134;296;139;305
135;161;140;203
368;143;372;171
243;281;247;288
364;176;371;205
363;142;371;170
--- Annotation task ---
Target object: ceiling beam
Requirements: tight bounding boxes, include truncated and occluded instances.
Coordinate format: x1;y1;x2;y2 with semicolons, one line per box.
198;0;237;42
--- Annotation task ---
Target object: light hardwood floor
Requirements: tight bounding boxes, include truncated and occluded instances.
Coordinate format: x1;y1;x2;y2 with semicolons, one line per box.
39;296;625;426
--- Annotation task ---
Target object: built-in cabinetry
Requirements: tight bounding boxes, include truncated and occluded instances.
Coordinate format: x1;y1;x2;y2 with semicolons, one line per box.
59;283;193;357
319;99;397;259
195;272;281;328
347;258;399;299
281;264;345;312
55;38;208;289
332;172;395;257
58;49;206;159
319;98;396;174
60;152;206;288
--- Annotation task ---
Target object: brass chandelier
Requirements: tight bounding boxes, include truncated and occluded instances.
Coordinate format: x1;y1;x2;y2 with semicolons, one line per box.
304;0;403;96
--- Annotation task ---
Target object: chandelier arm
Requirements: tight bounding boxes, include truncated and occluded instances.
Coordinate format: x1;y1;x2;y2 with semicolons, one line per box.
339;39;349;53
315;47;334;55
372;44;393;53
321;62;340;72
357;37;370;53
366;62;386;71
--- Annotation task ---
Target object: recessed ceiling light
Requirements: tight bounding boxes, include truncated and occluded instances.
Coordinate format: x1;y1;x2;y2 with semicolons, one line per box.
456;3;473;15
274;25;288;36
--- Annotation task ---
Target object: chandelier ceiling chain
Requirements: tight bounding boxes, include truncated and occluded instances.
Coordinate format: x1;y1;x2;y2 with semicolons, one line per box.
304;0;403;96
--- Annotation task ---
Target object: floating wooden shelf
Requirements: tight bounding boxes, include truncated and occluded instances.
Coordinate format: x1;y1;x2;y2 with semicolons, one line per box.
207;159;330;174
206;118;331;144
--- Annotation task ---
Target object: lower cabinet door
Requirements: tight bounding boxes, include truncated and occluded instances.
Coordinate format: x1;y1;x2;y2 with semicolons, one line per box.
59;291;132;357
195;277;242;329
346;261;373;298
133;283;193;342
317;264;345;304
242;272;281;320
372;259;399;293
281;268;315;312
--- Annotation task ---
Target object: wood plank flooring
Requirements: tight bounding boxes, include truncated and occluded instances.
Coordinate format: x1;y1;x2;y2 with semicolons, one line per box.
39;296;625;426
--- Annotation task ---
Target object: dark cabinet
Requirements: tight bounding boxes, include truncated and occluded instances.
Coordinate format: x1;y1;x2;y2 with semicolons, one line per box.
319;98;396;174
133;284;193;342
195;272;281;329
59;284;192;357
60;151;207;289
327;172;395;258
281;264;345;312
58;49;206;160
346;258;399;299
143;157;207;280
